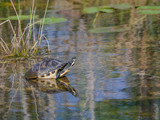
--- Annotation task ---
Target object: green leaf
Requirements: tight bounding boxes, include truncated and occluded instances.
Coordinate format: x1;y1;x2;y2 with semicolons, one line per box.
83;7;99;14
0;15;39;20
39;17;67;24
109;3;132;10
89;26;128;33
137;10;160;14
137;6;160;10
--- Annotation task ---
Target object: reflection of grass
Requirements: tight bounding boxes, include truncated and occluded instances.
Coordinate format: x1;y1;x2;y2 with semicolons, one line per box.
1;60;39;119
0;0;50;58
31;86;39;120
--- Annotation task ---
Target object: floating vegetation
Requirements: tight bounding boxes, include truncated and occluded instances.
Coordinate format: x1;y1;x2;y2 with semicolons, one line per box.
84;4;160;34
0;15;39;20
83;3;133;31
83;4;160;15
39;17;67;24
0;15;67;24
83;3;132;14
108;3;132;10
137;6;160;15
138;6;160;9
83;6;114;14
138;10;160;15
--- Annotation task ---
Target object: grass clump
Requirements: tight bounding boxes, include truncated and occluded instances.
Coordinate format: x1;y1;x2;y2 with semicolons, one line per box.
0;0;51;58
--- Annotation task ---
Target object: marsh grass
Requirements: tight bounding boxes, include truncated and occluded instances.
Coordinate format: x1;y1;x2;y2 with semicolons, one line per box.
0;0;50;58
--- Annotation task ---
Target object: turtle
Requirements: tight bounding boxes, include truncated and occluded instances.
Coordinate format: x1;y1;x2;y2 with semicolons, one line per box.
25;57;76;79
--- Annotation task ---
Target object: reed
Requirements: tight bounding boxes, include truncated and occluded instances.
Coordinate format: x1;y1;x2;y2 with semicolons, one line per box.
0;0;50;58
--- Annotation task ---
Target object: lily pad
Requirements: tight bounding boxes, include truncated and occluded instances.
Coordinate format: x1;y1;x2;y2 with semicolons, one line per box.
83;6;114;14
0;15;39;20
89;26;128;33
137;6;160;15
137;6;160;10
83;3;132;14
39;17;67;24
83;7;99;14
137;10;160;14
108;3;132;10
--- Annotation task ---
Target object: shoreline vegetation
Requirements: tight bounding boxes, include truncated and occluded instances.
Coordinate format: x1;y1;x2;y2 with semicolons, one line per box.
0;0;67;58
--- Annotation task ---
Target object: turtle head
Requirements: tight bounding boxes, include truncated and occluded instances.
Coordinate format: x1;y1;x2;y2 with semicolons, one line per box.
71;56;76;66
56;57;76;79
65;56;76;69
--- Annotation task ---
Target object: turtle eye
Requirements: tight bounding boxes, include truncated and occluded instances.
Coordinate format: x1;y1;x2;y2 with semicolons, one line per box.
72;57;76;61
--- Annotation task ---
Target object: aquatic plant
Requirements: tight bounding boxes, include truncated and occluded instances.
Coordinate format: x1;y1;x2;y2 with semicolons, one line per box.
83;3;160;33
0;0;67;58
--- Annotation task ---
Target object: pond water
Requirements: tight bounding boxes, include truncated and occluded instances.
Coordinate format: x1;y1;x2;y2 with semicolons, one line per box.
0;0;160;120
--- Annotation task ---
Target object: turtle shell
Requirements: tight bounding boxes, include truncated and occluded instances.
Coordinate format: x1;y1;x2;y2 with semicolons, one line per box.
25;57;76;79
25;58;67;79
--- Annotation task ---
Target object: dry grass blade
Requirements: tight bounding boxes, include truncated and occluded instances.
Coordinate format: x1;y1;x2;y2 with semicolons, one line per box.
10;0;22;36
20;19;41;43
0;42;9;54
0;19;9;26
26;0;35;43
0;19;16;36
40;0;50;37
42;34;50;51
30;41;39;52
0;37;11;54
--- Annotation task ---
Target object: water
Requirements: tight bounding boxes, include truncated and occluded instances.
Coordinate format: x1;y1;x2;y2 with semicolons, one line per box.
0;0;160;120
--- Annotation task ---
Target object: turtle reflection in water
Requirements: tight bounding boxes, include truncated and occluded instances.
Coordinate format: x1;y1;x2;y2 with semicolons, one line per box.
26;77;78;97
25;57;76;79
